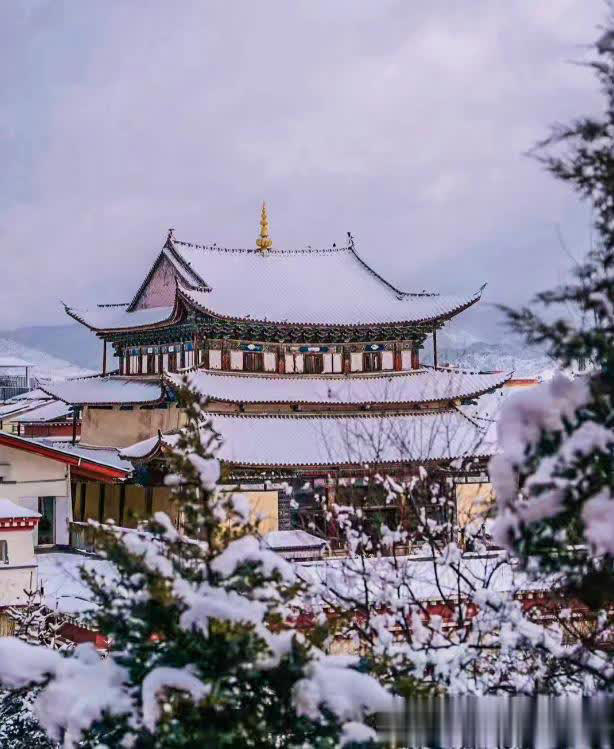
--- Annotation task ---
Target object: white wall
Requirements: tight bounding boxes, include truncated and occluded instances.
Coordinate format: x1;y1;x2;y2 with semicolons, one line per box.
0;445;72;545
0;528;38;605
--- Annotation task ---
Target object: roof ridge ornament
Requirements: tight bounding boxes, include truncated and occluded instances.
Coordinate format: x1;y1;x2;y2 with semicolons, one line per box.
256;202;273;252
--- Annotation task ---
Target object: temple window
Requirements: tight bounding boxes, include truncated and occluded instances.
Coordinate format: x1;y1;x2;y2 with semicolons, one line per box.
244;352;264;372
146;353;156;374
304;354;324;374
363;352;382;372
180;348;186;369
168;352;177;372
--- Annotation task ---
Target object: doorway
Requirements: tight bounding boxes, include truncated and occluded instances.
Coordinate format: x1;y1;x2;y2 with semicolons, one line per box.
38;496;55;545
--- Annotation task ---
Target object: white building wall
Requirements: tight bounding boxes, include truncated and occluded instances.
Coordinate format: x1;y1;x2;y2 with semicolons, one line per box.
209;350;222;369
0;445;72;546
284;354;294;373
264;352;276;372
322;353;333;373
332;353;342;373
350;353;362;372
230;351;243;370
401;350;412;370
382;351;394;370
294;354;304;373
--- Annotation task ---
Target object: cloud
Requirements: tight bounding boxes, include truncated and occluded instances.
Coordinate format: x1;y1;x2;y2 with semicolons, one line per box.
0;0;604;334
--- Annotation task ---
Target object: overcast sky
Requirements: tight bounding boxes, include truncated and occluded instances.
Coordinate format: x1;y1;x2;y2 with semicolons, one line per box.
0;0;606;337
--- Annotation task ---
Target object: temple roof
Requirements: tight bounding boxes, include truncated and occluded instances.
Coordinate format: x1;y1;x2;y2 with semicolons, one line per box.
64;304;176;332
172;241;482;326
167;368;511;407
11;400;73;423
66;236;483;332
39;377;164;405
121;409;493;467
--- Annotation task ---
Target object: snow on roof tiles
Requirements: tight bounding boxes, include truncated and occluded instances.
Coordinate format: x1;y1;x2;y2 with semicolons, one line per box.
263;530;326;549
170;369;510;406
64;304;175;331
38;441;133;472
40;377;163;405
173;241;480;325
12;400;73;423
122;410;494;467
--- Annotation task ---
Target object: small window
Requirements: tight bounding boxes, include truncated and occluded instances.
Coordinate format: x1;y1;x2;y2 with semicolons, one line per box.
363;352;382;372
0;540;8;564
304;354;324;374
243;352;264;372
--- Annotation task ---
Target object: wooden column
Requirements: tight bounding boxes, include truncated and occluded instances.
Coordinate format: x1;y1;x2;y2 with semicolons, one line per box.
394;344;402;371
102;340;107;376
433;329;438;370
71;407;78;445
119;484;126;527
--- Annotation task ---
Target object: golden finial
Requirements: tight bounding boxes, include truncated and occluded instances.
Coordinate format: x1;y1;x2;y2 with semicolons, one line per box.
256;201;273;252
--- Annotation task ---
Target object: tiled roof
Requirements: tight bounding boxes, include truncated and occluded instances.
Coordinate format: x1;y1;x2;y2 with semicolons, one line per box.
38;440;133;472
12;400;73;423
121;410;494;467
64;304;176;332
168;369;510;406
172;240;481;325
69;237;483;332
39;377;163;405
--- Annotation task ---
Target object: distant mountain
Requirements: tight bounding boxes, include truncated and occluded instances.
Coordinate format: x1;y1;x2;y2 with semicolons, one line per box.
0;337;94;381
0;324;105;371
421;327;555;379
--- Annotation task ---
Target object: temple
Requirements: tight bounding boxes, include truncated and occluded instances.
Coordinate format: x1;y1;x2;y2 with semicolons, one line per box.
39;207;510;543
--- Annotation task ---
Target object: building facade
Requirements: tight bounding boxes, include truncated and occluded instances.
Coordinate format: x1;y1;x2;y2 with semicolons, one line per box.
45;211;508;537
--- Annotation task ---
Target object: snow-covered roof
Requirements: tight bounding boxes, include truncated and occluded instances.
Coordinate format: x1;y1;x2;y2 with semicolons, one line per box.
169;369;510;406
12;400;73;423
0;399;49;420
9;388;53;402
38;441;133;473
0;432;132;476
122;410;493;467
263;530;327;549
64;304;176;332
0;498;40;519
0;356;32;367
39;377;163;405
74;238;482;331
173;240;480;325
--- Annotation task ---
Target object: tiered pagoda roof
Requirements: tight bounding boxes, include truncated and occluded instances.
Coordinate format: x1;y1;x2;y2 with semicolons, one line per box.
65;236;483;333
167;369;511;408
40;377;164;405
121;409;493;469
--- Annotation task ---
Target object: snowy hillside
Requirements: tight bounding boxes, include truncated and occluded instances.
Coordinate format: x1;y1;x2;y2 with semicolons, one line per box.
422;324;555;379
0;337;94;381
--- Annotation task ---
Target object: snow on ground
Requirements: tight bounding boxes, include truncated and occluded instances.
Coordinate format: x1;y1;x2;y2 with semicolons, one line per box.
0;338;93;381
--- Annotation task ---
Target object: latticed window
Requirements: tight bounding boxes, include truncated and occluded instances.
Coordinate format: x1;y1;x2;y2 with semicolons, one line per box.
363;352;382;372
243;352;264;372
146;354;156;374
304;354;324;374
168;352;177;372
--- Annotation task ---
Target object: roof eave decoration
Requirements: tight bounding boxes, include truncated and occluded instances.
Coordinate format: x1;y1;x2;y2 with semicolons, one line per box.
63;294;184;335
